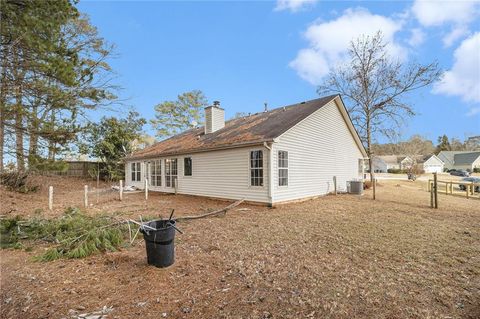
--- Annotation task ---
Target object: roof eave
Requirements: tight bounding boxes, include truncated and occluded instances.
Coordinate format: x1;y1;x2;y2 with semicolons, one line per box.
125;139;275;161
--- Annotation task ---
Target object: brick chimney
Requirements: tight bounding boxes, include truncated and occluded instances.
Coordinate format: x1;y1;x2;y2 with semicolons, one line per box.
204;101;225;134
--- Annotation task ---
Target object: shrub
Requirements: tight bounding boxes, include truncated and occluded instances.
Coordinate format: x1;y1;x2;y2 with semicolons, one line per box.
387;168;407;174
0;171;39;193
28;155;69;173
474;168;480;173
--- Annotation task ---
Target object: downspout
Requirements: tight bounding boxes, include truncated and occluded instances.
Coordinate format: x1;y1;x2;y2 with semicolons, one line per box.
264;142;274;206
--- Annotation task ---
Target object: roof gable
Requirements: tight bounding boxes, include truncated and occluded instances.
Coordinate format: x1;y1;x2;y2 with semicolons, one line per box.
422;154;444;165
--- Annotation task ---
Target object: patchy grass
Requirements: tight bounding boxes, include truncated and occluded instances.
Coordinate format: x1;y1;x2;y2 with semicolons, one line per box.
0;178;479;318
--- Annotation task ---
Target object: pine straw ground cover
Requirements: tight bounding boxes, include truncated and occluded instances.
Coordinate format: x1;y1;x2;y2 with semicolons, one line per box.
1;179;479;319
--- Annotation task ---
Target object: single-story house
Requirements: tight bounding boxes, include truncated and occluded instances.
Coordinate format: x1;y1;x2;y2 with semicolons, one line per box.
415;154;444;173
371;155;413;173
437;151;480;172
125;94;368;205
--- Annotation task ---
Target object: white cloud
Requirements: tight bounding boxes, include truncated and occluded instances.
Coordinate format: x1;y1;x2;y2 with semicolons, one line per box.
289;49;329;84
412;0;478;26
275;0;318;12
289;8;405;85
408;28;426;46
442;25;469;47
434;32;480;104
411;0;480;47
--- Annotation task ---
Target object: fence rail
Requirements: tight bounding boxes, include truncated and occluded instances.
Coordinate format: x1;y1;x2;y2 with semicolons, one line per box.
428;179;479;199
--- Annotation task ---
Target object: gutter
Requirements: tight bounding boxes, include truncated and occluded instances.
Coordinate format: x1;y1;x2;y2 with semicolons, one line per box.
263;141;274;206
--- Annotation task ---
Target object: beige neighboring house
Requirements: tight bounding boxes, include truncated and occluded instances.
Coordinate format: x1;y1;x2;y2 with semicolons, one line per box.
437;151;480;171
372;155;413;173
124;95;367;205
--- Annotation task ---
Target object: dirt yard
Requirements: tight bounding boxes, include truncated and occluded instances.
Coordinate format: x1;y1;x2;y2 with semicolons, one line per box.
1;176;479;319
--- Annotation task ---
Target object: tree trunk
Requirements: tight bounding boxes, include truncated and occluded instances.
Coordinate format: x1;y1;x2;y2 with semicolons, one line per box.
47;111;56;161
28;104;39;166
366;116;375;183
0;108;4;172
0;45;9;172
13;47;25;171
15;95;24;171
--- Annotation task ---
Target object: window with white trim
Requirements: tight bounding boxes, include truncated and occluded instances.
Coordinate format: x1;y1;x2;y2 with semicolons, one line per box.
165;158;178;187
278;151;288;186
150;160;161;186
131;162;141;182
184;157;192;176
250;150;263;186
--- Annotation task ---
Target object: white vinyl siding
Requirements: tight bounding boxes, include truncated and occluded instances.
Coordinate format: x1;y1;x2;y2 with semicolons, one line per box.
272;100;364;203
126;146;270;203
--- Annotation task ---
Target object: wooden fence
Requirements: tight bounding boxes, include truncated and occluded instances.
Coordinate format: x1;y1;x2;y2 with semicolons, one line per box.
428;179;479;199
45;161;121;179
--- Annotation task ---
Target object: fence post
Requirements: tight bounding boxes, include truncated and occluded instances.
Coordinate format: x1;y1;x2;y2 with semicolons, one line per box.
119;180;123;201
48;186;53;211
428;180;431;192
145;178;148;200
433;172;438;209
430;182;434;208
471;182;474;195
84;185;88;208
96;168;100;204
445;182;448;195
466;185;470;199
373;178;376;200
333;176;337;195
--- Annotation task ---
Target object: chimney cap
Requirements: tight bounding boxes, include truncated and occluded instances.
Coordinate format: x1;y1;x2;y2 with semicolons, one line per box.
205;100;224;110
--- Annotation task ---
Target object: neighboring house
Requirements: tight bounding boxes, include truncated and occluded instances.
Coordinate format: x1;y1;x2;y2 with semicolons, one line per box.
125;95;367;205
437;151;480;171
415;154;444;173
372;155;412;173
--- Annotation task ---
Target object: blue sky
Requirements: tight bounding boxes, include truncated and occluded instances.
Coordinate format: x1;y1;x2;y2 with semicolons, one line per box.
78;0;480;144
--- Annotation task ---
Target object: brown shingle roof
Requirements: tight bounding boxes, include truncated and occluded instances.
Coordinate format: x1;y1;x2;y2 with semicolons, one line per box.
128;95;338;160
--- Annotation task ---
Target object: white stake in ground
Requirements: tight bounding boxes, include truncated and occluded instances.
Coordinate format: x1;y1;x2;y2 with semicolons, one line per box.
48;186;53;211
84;185;88;208
145;178;149;200
119;180;123;201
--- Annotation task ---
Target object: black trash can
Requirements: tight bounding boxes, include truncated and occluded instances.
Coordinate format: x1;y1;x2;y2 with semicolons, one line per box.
140;220;176;268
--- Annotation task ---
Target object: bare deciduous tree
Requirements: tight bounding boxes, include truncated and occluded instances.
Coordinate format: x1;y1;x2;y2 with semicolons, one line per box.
318;32;442;180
